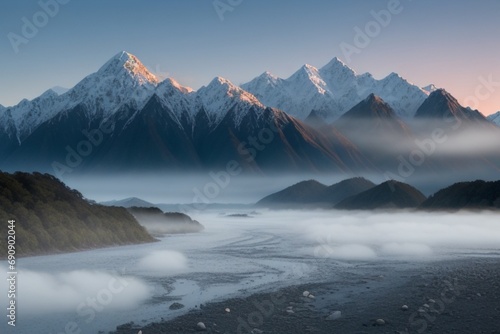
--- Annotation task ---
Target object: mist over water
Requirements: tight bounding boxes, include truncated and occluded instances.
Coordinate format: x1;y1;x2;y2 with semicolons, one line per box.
1;209;500;333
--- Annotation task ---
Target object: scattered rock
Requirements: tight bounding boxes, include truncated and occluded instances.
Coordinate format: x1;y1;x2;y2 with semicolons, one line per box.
308;294;315;299
169;302;185;310
225;308;231;313
196;322;206;331
138;331;142;334
375;318;385;326
286;309;295;314
326;310;342;321
428;299;436;303
423;303;430;308
302;291;310;297
251;329;263;334
401;305;409;311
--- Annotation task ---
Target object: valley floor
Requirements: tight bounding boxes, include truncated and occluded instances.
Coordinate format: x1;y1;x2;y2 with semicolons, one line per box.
112;257;500;334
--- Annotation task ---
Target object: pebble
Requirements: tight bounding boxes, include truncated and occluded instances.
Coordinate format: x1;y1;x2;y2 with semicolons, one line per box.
225;308;230;313
302;291;310;297
375;318;385;326
196;322;206;331
326;310;342;321
308;294;315;299
401;305;409;311
169;302;185;310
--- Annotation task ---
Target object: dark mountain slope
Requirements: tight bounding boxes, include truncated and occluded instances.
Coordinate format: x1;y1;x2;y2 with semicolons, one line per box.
420;180;500;210
257;177;375;208
335;180;426;210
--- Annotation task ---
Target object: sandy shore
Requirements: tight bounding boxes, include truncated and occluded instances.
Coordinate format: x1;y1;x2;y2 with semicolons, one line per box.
112;257;500;334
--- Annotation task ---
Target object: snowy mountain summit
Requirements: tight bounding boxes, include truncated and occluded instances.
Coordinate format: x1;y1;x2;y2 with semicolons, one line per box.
242;57;433;122
0;51;162;141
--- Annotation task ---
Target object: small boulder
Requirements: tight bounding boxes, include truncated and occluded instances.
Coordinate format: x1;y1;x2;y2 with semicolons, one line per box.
225;308;231;313
401;305;409;311
375;319;385;326
196;322;206;331
302;291;310;297
326;310;342;321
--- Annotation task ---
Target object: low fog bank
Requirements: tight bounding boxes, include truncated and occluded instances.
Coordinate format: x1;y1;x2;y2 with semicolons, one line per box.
64;171;499;209
0;267;151;315
288;210;500;260
195;210;500;261
1;209;498;318
0;249;189;316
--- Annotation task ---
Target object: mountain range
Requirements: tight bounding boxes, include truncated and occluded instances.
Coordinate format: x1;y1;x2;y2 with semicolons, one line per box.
257;178;500;211
0;51;498;176
242;57;433;122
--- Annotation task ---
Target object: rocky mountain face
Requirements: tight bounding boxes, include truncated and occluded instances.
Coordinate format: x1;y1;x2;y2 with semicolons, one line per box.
0;52;497;177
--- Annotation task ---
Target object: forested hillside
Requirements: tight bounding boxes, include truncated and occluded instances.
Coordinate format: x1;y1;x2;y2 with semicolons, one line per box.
0;172;155;257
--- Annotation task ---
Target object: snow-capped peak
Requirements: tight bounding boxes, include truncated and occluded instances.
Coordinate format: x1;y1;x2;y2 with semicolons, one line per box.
486;111;500;125
98;51;159;86
196;77;265;126
202;77;263;106
242;57;428;121
160;78;194;94
422;84;438;94
288;64;329;95
1;51;162;141
320;56;356;76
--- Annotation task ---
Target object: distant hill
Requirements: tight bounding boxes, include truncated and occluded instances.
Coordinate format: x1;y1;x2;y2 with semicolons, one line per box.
0;172;155;257
101;197;156;208
415;89;487;123
420;180;500;210
256;177;375;208
127;207;204;236
335;180;426;210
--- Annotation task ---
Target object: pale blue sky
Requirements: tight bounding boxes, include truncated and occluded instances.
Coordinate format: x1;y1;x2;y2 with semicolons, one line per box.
1;0;499;115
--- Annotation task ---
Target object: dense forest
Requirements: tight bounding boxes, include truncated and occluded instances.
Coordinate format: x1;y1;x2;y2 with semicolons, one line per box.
127;206;204;236
0;172;155;258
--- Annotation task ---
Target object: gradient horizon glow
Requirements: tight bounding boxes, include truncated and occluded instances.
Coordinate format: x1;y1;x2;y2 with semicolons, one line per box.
0;0;499;115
